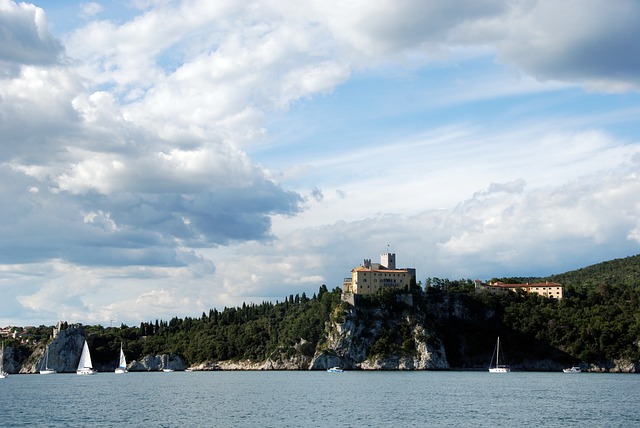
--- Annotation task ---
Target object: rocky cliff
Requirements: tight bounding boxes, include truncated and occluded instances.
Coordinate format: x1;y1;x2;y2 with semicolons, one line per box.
6;325;187;374
128;354;186;371
19;326;86;373
309;297;449;370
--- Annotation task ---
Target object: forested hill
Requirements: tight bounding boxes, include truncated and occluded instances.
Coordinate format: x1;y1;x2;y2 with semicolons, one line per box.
7;253;640;372
490;253;640;368
546;254;640;292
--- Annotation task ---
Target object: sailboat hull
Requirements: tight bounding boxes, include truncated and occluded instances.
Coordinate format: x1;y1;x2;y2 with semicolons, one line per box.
114;368;128;374
40;369;57;375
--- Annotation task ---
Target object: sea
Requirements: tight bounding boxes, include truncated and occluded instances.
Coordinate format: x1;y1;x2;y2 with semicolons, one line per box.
1;370;638;427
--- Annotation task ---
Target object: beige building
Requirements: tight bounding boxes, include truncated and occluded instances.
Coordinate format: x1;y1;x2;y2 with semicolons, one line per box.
343;253;415;295
475;280;564;299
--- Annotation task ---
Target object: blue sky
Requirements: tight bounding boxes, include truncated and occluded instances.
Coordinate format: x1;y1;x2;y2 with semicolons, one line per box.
1;0;640;326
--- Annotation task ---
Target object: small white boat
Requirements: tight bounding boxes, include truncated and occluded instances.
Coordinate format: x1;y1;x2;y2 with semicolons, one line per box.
563;366;581;373
0;341;7;379
76;340;97;375
40;344;57;375
488;337;511;373
327;367;343;373
114;344;128;374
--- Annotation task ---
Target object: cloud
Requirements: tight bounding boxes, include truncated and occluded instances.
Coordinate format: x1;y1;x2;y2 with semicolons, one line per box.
79;2;103;18
489;180;525;194
312;0;506;56
0;66;83;162
0;1;62;70
3;152;302;265
435;166;640;275
493;0;640;92
0;1;310;272
304;0;640;91
310;187;324;201
0;37;303;272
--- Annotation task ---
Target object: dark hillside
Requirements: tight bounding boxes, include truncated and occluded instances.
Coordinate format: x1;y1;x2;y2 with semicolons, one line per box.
422;289;572;369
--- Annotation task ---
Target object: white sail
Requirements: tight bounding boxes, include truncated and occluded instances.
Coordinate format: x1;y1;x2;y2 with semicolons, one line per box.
77;340;92;369
119;348;126;368
115;345;128;373
76;340;97;375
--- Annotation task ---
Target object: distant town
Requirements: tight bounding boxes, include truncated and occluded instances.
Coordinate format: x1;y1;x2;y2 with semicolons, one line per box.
1;321;74;344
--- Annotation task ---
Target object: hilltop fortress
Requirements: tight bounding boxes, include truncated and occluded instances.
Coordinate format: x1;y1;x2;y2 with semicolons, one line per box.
342;252;416;296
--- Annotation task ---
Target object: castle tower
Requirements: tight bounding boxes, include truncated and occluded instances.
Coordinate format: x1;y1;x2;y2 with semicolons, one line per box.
380;253;396;269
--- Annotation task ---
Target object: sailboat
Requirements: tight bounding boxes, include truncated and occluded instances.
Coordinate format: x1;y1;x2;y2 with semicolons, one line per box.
488;336;511;373
40;344;57;375
114;344;128;374
162;354;174;372
76;340;97;375
0;341;7;379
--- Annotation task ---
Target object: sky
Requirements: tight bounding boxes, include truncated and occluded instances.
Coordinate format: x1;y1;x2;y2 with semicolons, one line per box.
1;0;640;327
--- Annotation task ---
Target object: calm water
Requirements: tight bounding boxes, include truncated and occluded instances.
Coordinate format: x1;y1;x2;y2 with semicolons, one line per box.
0;371;638;427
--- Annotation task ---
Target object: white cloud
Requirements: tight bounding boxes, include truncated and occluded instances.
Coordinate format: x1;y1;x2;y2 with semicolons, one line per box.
308;0;505;57
79;2;103;18
0;1;62;69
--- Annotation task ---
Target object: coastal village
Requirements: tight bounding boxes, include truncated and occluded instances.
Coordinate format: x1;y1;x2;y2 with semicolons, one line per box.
1;322;64;344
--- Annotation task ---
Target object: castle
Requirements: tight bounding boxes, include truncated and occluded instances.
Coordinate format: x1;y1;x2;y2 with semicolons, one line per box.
342;253;416;295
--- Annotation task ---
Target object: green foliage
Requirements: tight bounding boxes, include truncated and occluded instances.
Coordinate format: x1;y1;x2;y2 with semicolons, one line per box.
425;277;475;293
73;285;347;366
22;325;55;343
429;254;640;366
